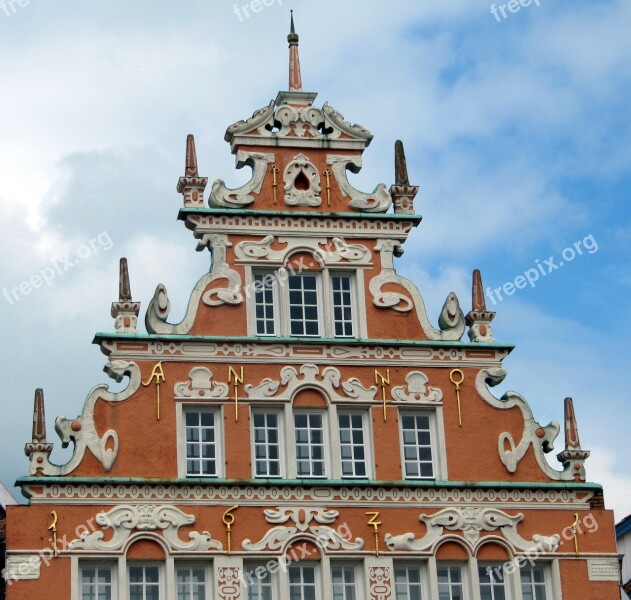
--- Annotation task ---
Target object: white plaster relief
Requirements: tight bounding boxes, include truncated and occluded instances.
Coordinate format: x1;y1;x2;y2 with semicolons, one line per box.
145;234;243;335
587;558;620;581
242;507;364;552
226;100;373;145
327;155;391;213
69;504;222;553
3;555;41;581
28;360;141;476
284;154;322;206
234;235;371;266
174;367;229;399
244;364;377;404
385;507;560;555
370;240;466;341
391;372;443;404
209;151;275;208
476;368;577;481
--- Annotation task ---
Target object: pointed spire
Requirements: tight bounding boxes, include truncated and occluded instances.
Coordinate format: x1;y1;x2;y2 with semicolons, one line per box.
185;134;199;177
288;11;303;92
563;397;582;450
465;269;496;342
119;257;132;302
395;140;410;186
32;388;47;443
472;269;487;312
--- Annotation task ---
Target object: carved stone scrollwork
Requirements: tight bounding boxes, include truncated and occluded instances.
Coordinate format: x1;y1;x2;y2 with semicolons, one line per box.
244;364;377;404
69;504;223;552
327;155;391;213
475;368;580;481
385;507;561;555
234;235;371;266
145;234;243;335
174;367;229;399
283;154;322;206
370;240;465;341
242;507;364;552
369;566;393;600
209;151;275;208
27;360;141;476
391;371;443;403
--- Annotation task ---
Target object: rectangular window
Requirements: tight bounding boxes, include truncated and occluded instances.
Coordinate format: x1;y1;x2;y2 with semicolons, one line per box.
185;409;220;477
338;412;368;479
437;564;465;600
81;564;114;600
394;564;424;600
254;273;277;336
252;410;283;478
520;565;548;600
478;564;507;600
331;564;360;600
244;562;274;600
331;274;354;337
288;274;320;337
288;564;318;600
176;565;207;600
294;412;326;478
400;411;435;479
129;565;161;600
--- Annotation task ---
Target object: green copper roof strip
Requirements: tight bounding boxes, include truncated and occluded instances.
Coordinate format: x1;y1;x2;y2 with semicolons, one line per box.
16;477;601;490
178;207;422;221
92;333;514;350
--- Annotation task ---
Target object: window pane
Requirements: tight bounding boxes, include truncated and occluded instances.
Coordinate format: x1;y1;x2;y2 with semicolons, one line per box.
338;412;368;479
252;411;282;478
394;565;423;600
288;275;320;337
400;412;434;480
81;565;113;600
331;275;354;338
185;410;218;477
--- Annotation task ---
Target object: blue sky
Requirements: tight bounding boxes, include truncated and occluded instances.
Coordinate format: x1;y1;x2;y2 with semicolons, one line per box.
0;0;629;518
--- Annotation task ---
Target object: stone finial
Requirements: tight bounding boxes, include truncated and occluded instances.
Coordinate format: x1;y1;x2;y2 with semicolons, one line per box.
25;388;53;468
119;257;132;302
185;134;199;177
111;258;140;333
557;397;590;481
32;388;47;443
390;140;419;214
395;139;410;186
465;269;496;342
177;134;208;207
288;11;303;92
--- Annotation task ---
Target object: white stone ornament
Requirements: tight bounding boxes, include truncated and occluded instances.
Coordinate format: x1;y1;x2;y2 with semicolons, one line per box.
327;155;392;213
28;360;141;476
242;507;364;552
69;504;223;552
391;371;443;403
370;240;466;341
385;506;561;554
174;367;229;399
209;151;275;208
284;154;322;206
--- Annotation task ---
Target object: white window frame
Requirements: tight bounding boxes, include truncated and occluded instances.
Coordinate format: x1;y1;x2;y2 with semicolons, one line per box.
178;406;224;479
399;409;440;481
247;267;363;339
393;561;430;600
250;407;285;479
287;563;320;599
331;561;363;600
435;562;469;600
478;562;510;600
293;409;329;479
337;410;373;480
174;562;212;600
519;562;553;600
80;562;117;600
127;562;163;600
243;561;277;600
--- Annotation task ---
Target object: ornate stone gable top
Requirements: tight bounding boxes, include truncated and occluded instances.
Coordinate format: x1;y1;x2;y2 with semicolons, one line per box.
224;91;374;152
